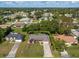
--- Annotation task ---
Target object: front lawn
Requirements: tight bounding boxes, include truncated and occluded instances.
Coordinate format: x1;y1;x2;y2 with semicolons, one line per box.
16;41;43;58
66;45;79;58
0;41;14;57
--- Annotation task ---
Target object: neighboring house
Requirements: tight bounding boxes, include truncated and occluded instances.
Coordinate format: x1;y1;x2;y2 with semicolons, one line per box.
42;12;53;20
30;11;36;16
20;17;32;24
5;32;23;42
64;14;72;17
71;29;79;38
29;34;49;44
54;35;78;46
0;24;12;28
13;22;25;28
73;18;78;23
43;13;50;17
16;11;28;17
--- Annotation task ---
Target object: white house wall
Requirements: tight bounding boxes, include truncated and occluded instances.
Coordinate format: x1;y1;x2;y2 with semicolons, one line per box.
15;40;22;42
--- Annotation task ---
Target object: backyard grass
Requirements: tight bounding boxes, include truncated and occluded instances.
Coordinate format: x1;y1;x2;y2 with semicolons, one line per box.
0;41;14;57
66;45;79;58
16;41;44;58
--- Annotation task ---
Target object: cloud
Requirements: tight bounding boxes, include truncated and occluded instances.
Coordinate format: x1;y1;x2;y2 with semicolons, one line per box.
0;1;79;8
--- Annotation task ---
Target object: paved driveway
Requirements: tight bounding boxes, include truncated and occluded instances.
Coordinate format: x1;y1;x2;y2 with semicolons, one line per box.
43;41;53;57
6;42;21;58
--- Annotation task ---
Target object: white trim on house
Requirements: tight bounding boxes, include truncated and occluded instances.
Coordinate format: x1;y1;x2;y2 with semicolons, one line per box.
5;37;22;42
15;40;22;42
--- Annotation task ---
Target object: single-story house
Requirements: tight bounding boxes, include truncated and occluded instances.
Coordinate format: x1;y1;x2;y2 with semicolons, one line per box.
64;14;72;17
20;17;32;24
5;32;23;42
29;34;49;44
13;22;25;28
54;35;78;46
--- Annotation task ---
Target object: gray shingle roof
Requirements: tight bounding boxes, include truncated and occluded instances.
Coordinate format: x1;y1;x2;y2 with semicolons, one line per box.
29;34;49;41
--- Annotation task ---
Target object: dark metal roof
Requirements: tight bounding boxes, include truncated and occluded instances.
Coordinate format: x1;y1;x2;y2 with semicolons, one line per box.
6;32;23;40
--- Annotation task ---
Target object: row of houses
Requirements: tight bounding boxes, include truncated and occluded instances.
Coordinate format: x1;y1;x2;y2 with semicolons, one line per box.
5;29;79;45
5;32;49;44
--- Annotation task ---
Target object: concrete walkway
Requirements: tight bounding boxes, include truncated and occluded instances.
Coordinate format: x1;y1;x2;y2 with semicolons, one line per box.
60;50;70;58
6;42;21;58
43;41;53;58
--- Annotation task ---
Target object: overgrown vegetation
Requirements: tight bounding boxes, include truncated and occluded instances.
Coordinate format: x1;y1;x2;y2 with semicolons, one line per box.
50;34;66;57
0;41;14;57
16;42;43;58
66;45;79;57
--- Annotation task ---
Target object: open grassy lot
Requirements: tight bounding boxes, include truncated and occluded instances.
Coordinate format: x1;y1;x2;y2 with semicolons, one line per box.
66;45;79;58
16;42;43;58
0;41;14;57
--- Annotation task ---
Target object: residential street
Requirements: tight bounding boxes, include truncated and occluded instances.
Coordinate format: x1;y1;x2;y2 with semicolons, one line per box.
43;41;53;57
6;42;21;58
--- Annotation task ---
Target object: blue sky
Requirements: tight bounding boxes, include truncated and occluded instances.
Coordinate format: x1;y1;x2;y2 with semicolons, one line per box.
0;1;79;8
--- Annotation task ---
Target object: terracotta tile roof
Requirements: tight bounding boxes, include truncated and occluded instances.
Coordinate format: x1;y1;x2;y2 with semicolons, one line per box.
54;35;78;44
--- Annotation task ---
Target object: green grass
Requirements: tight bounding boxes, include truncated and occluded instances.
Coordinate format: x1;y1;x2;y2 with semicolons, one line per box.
53;50;61;58
66;45;79;58
50;34;61;58
51;45;61;58
0;41;14;57
12;28;23;33
16;41;43;58
32;20;39;22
